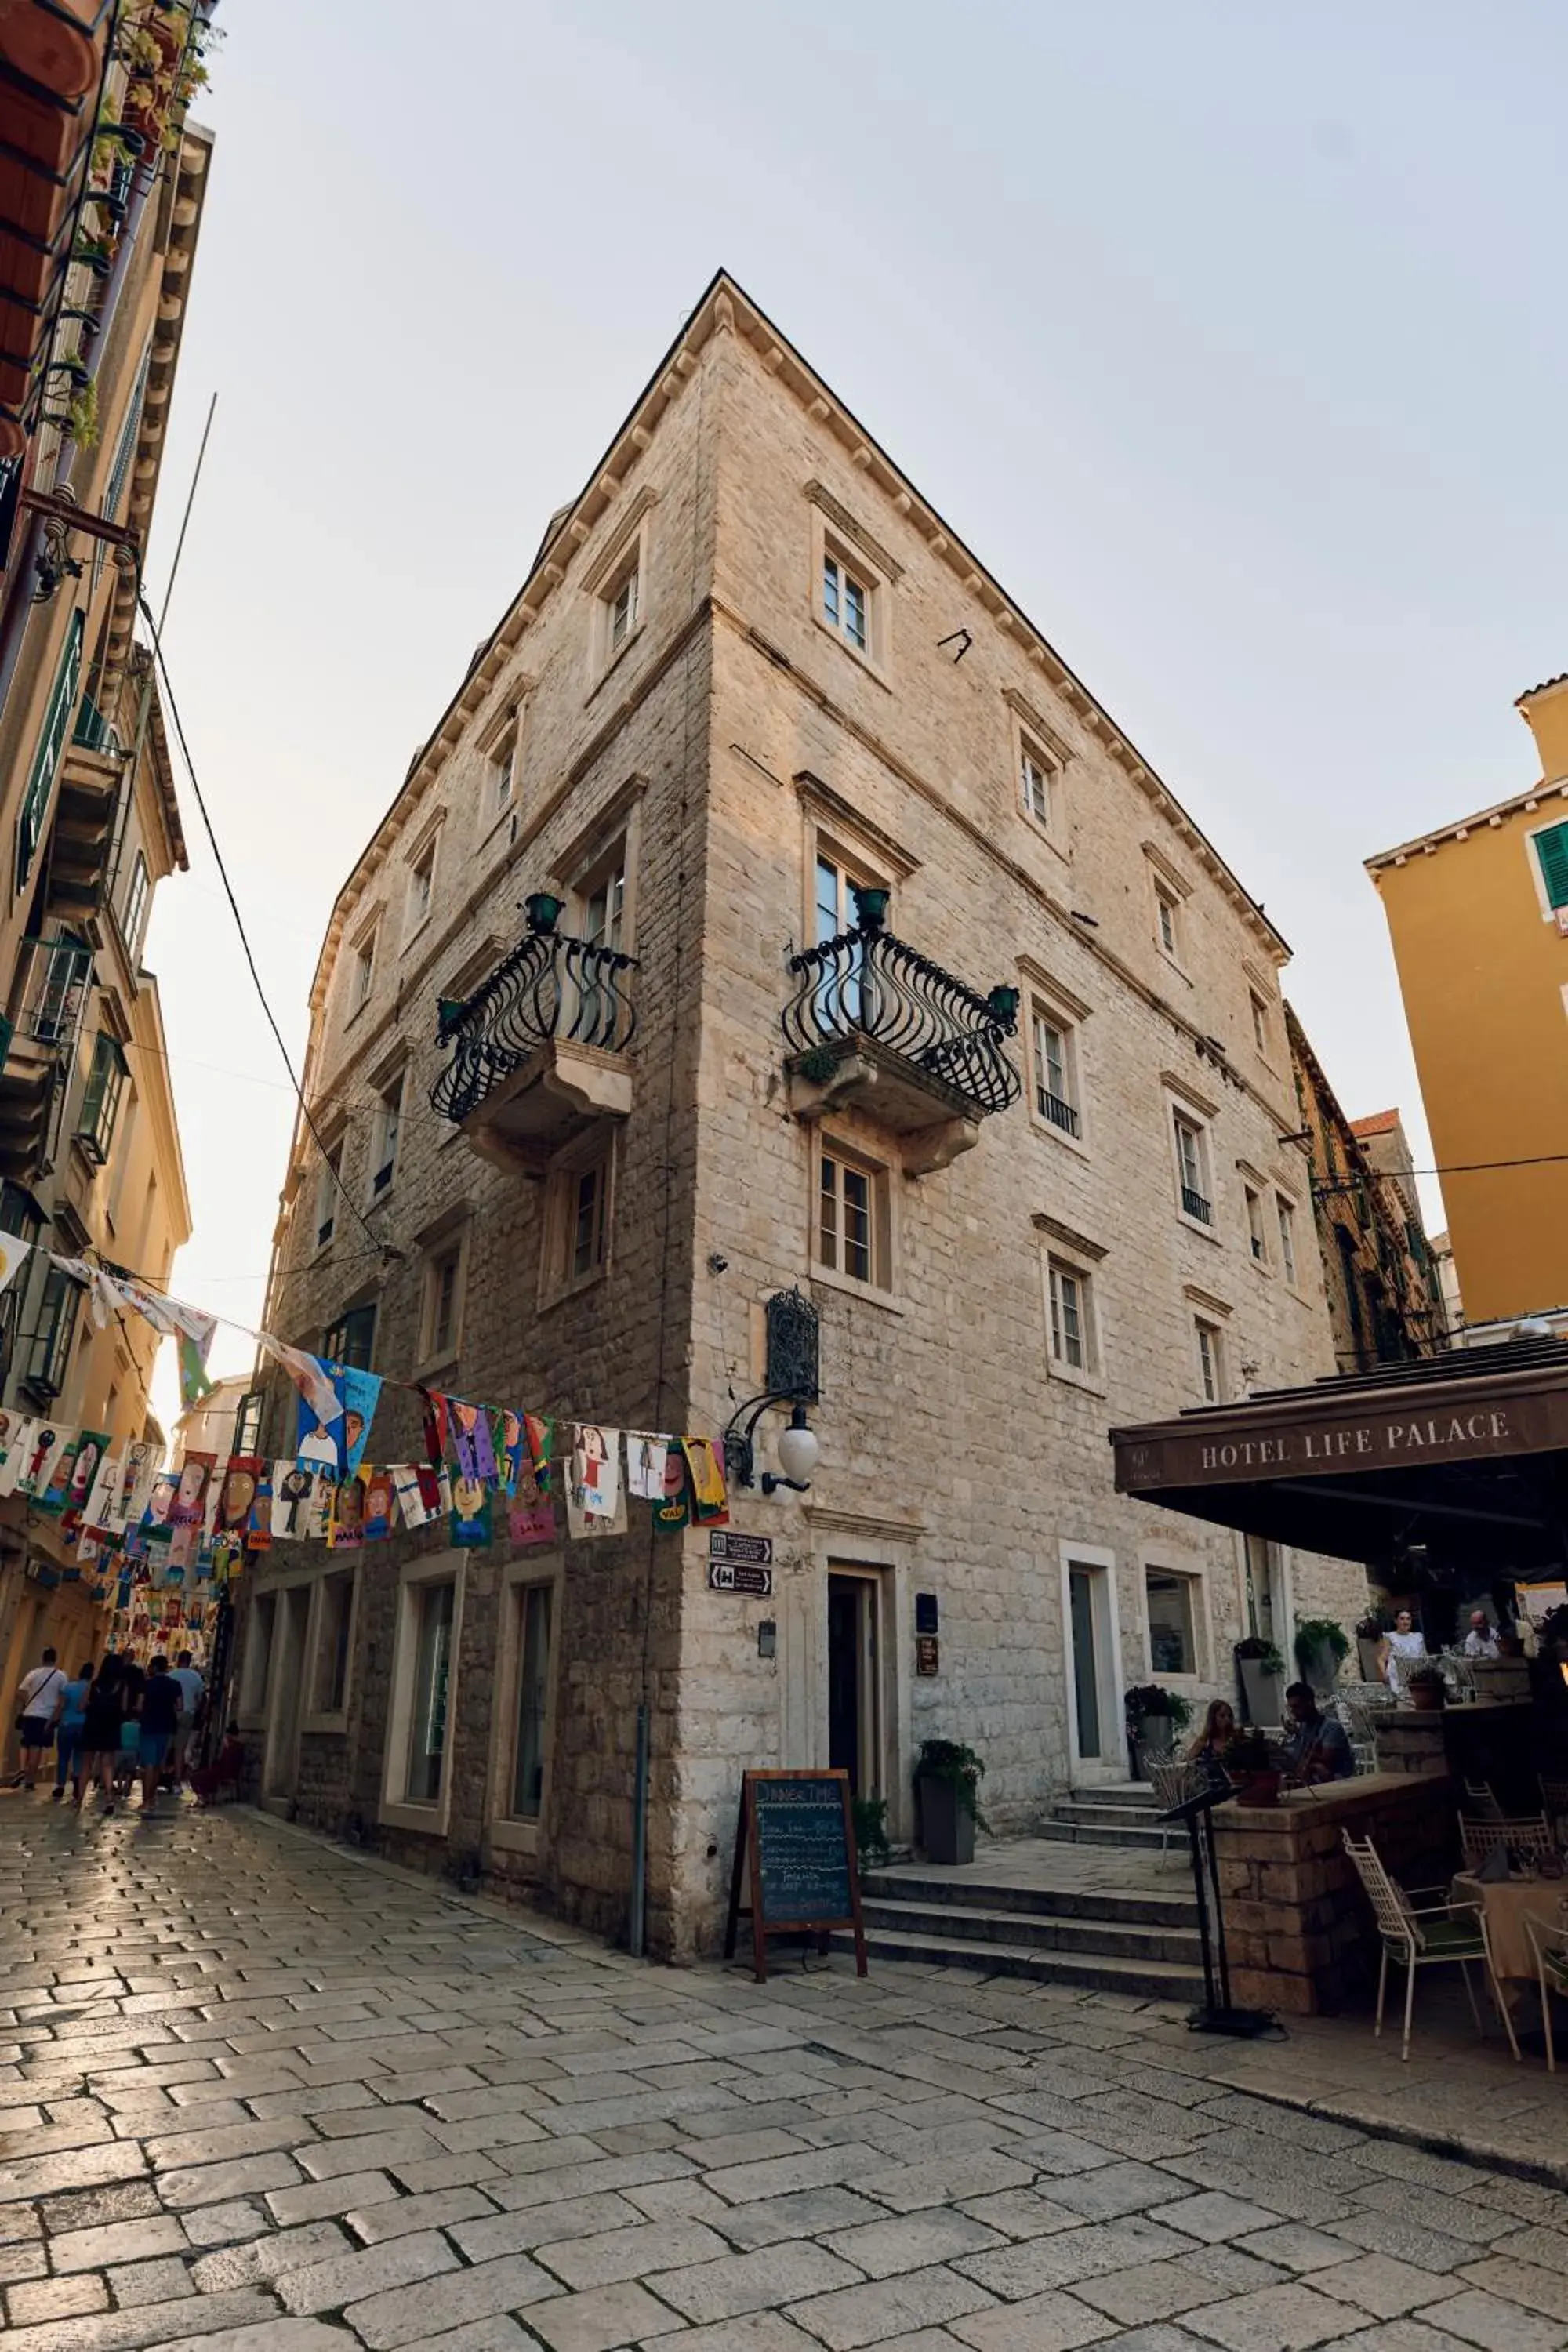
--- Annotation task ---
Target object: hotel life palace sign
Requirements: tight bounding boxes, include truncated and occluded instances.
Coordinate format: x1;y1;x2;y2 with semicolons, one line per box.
1113;1388;1568;1496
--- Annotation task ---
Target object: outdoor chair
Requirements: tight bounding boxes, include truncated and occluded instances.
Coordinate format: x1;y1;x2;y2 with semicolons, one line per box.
1439;1652;1478;1704
1461;1779;1505;1821
1148;1759;1202;1866
1341;1678;1395;1709
1341;1828;1519;2063
1525;1911;1568;2074
1330;1695;1378;1775
1457;1815;1555;1871
1540;1777;1568;1848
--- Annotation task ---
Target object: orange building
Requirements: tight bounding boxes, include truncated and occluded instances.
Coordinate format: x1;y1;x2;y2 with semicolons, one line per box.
1367;675;1568;1339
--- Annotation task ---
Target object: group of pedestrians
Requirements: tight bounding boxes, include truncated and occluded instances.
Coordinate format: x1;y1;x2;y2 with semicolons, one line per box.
11;1644;207;1815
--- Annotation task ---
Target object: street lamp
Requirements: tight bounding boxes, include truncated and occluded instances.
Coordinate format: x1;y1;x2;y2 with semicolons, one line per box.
724;1395;820;1496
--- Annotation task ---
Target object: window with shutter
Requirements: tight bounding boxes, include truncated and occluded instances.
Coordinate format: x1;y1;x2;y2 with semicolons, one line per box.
76;1033;128;1164
1533;821;1568;911
16;612;83;894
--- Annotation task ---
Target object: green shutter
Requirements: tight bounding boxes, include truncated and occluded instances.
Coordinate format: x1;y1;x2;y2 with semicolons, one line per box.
16;611;84;894
1534;822;1568;912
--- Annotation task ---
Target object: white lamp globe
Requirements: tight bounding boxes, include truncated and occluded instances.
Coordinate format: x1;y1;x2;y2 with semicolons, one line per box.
775;1417;819;1484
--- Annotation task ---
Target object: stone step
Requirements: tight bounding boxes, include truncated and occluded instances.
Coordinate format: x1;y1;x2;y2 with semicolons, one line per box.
859;1867;1196;1929
1042;1807;1169;1850
832;1918;1207;2002
1065;1784;1160;1813
860;1895;1203;1967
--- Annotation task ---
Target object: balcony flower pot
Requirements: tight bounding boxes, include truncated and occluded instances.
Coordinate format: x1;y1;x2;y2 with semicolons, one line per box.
915;1738;986;1866
1222;1726;1278;1806
1234;1638;1286;1727
1407;1668;1446;1713
1294;1617;1349;1697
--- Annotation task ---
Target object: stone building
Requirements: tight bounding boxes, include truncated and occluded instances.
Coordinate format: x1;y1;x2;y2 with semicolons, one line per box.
1284;1008;1443;1374
237;271;1366;1958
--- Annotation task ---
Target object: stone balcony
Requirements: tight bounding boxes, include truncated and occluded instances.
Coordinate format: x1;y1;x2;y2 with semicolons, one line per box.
782;887;1022;1174
429;894;638;1176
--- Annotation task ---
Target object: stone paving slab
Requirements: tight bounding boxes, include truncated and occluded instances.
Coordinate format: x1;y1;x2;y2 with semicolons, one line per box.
1;1795;1564;2352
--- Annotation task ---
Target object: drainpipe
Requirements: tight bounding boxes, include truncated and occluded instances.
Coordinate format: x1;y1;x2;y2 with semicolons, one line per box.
0;2;217;723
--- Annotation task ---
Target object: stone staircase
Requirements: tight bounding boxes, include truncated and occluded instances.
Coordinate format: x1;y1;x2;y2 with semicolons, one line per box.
840;1782;1207;2001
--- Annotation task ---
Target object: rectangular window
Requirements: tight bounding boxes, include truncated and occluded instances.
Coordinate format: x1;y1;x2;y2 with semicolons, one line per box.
371;1073;404;1197
578;848;626;953
607;562;639;655
1174;1113;1210;1225
1244;1183;1268;1265
569;1160;608;1279
17;611;83;895
120;851;151;960
77;1032;129;1164
1534;820;1568;912
1249;989;1269;1055
1019;737;1054;827
313;1571;354;1715
423;1245;461;1362
488;717;519;813
21;1263;82;1399
822;552;869;652
234;1388;264;1456
818;1147;887;1290
350;929;376;1011
510;1582;554;1820
1156;884;1179;958
543;1145;612;1297
325;1301;376;1371
315;1142;342;1250
1032;1007;1080;1137
1195;1317;1225;1404
406;837;437;938
1277;1198;1298;1285
404;1580;455;1805
1146;1568;1200;1677
1047;1258;1093;1374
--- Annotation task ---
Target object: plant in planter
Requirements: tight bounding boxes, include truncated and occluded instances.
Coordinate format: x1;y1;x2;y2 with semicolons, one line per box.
1355;1610;1388;1682
1123;1682;1193;1773
1222;1724;1280;1807
915;1738;988;1866
1407;1664;1447;1713
851;1795;890;1871
1233;1635;1287;1726
1294;1617;1350;1694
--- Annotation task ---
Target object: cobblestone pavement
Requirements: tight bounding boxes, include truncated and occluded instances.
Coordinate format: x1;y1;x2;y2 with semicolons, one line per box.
2;1798;1566;2352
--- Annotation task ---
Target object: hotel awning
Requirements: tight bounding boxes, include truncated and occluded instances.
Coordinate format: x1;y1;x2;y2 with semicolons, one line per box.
1110;1337;1568;1580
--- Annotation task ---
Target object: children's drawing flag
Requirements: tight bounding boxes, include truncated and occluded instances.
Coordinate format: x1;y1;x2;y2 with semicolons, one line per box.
625;1432;670;1501
681;1436;728;1526
390;1464;435;1530
272;1461;317;1538
37;1429;82;1514
0;1415;36;1498
449;1475;492;1547
0;1229;32;1294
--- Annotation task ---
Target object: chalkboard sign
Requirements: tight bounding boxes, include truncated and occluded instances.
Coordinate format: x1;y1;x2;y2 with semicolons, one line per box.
724;1769;868;1982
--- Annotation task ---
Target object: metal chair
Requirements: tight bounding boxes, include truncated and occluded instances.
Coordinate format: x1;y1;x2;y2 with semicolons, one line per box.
1341;1678;1396;1710
1341;1828;1519;2063
1457;1816;1556;1871
1461;1779;1505;1822
1149;1759;1202;1866
1439;1652;1479;1704
1330;1695;1377;1775
1525;1911;1568;2073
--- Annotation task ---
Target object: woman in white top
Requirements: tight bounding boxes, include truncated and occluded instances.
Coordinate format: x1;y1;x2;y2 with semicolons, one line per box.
1379;1609;1426;1691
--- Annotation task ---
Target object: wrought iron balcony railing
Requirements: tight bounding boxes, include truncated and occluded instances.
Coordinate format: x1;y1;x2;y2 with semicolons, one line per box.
1181;1184;1212;1225
430;894;639;1127
1036;1087;1080;1138
783;891;1021;1120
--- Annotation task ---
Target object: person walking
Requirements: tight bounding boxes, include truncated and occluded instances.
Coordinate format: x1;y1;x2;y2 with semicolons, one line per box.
169;1650;205;1788
51;1660;93;1806
11;1648;67;1789
136;1656;182;1812
81;1651;134;1816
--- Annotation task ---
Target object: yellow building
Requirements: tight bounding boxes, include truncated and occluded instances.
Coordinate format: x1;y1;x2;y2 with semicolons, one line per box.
1367;674;1568;1338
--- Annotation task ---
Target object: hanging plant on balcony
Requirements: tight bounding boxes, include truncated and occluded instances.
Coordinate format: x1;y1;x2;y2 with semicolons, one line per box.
796;1044;842;1083
119;26;162;74
66;379;99;449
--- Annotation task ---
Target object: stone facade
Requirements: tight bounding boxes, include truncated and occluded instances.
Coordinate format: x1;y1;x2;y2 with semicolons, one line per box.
235;273;1370;1959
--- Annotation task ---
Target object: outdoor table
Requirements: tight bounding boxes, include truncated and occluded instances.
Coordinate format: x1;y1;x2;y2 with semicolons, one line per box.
1450;1870;1568;1985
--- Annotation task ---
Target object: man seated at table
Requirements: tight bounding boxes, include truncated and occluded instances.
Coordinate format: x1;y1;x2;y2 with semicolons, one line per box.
1462;1610;1499;1659
1280;1682;1355;1784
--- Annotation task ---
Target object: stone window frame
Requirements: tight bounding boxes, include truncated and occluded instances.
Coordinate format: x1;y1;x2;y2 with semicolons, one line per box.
412;1206;472;1381
808;491;894;683
539;1130;615;1311
581;485;657;691
1275;1189;1304;1295
344;909;379;1028
301;1562;360;1737
1243;960;1279;1071
1163;1074;1221;1242
312;1123;347;1259
1018;958;1091;1158
812;1127;898;1308
476;694;528;847
1186;1283;1232;1405
365;1052;408;1208
485;1555;564;1860
401;808;445;954
379;1549;466;1839
1005;690;1072;863
1140;1545;1213;1690
1144;840;1194;981
1237;1160;1272;1276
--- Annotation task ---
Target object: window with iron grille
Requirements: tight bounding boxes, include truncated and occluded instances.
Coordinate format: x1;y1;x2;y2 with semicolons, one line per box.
1032;1005;1080;1137
1173;1112;1211;1225
17;611;82;894
76;1033;129;1165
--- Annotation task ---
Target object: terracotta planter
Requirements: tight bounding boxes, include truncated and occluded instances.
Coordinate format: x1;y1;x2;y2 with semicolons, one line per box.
1232;1770;1281;1809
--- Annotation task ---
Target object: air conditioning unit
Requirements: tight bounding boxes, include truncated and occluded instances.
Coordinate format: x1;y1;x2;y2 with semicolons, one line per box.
1555;906;1568;937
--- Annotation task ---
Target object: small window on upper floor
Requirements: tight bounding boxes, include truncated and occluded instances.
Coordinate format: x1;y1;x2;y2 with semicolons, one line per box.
1532;819;1568;912
542;1138;613;1303
315;1140;343;1252
370;1070;405;1200
1244;1182;1269;1267
1172;1109;1214;1229
1046;1256;1097;1378
487;713;521;818
1031;1002;1081;1141
120;850;150;962
822;550;870;655
1249;988;1270;1057
1276;1196;1299;1287
1194;1316;1226;1404
815;1140;891;1294
405;833;437;943
597;549;641;668
1019;733;1058;832
1156;882;1181;960
325;1301;376;1372
350;924;376;1014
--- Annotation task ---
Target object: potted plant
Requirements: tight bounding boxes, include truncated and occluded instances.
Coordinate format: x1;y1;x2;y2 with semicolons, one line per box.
1407;1664;1446;1713
1294;1617;1350;1695
1234;1636;1287;1726
1123;1683;1193;1777
851;1794;890;1871
915;1738;988;1866
1355;1611;1388;1683
1222;1724;1279;1807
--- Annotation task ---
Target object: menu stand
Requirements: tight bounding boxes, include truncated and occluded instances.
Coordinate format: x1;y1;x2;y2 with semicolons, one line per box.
1156;1780;1279;2039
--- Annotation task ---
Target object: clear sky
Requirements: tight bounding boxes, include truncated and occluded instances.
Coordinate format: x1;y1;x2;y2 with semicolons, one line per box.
143;0;1568;1425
